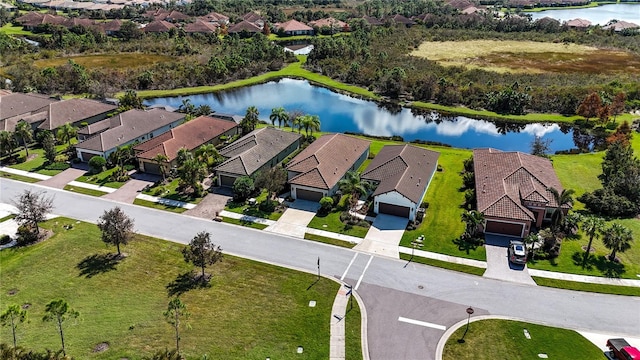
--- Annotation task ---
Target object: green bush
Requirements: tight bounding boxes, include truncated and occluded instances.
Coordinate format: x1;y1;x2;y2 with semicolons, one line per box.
0;234;11;245
16;225;38;246
88;156;106;174
153;186;166;196
54;154;69;163
258;199;276;213
337;194;351;210
319;196;334;212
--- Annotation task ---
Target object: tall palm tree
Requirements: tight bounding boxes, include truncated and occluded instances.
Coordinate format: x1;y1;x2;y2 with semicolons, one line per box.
548;187;575;229
461;210;485;239
152;153;169;181
179;99;195;115
195;143;220;171
14;121;33;158
56;122;77;148
0;131;18;158
338;171;372;211
602;223;633;262
580;215;605;268
196;104;212;116
291;115;303;134
306;115;321;136
269;107;288;128
176;147;191;167
241;106;259;133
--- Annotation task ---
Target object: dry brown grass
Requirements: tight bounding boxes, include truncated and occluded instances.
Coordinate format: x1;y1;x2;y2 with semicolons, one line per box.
410;40;640;74
33;53;174;69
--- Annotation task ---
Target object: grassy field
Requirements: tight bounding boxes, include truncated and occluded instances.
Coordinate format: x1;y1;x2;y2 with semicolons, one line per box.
142;179;204;205
533;277;640;296
0;171;40;183
443;319;603;360
0;23;34;36
33;53;175;70
307;210;370;238
63;184;108;197
304;233;357;249
132;198;187;213
410;40;640;75
0;218;346;359
75;167;128;189
8;144;71;176
221;217;269;230
224;190;284;221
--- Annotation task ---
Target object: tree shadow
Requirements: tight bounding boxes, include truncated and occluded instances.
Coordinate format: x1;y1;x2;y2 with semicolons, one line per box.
166;271;210;297
76;253;121;278
571;251;594;270
452;237;481;254
593;255;626;278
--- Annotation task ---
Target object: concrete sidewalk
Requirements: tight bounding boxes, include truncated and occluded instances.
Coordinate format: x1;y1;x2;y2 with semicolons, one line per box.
330;284;350;360
0;166;51;180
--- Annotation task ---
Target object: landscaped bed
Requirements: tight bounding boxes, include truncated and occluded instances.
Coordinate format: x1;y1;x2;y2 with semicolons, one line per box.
0;218;359;359
307;210;370;239
7;146;70;176
132;198;187;214
223;189;284;221
74;166;132;189
142;178;205;205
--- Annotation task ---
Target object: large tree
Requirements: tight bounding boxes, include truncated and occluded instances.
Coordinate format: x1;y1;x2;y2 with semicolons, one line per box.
118;89;144;110
254;166;287;200
611;92;626;122
195;143;221;171
56;122;77;148
461;210;485;239
14;120;33;157
97;206;135;256
13;190;54;238
599;140;640;204
548;187;574;229
338;171;372;210
576;92;602;123
602;223;633;262
580;215;605;268
42;299;79;357
182;231;223;283
0;304;27;349
530;136;552;158
41;130;57;164
177;156;207;197
164;298;190;355
0;130;18;158
240;106;259;134
152;153;169;181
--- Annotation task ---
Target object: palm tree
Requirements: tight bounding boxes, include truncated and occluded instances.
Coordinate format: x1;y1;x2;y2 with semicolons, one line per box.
580;215;605;268
269;107;289;128
196;104;212;116
241;106;259;134
152;153;169;181
461;210;485;239
338;171;372;211
176;147;191;167
291;115;303;133
602;223;633;262
195;143;220;171
179;99;195;115
548;187;575;229
56;122;77;148
304;115;321;136
14;121;33;158
0;131;18;158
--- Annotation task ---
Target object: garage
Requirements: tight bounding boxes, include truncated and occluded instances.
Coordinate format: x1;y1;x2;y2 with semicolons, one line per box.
219;174;236;187
80;152;99;162
295;188;324;202
485;220;524;237
143;162;161;175
378;202;410;218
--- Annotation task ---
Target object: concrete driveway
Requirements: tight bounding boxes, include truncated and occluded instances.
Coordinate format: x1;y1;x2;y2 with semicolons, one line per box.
354;214;407;258
38;168;86;189
102;179;153;203
264;199;320;238
483;235;536;285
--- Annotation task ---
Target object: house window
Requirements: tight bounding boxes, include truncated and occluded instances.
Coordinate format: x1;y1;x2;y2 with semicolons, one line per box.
544;208;554;220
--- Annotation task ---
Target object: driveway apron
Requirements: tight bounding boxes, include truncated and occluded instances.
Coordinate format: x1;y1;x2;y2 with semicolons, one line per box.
102;179;153;203
264;200;319;238
483;243;536;285
37;168;86;189
354;214;407;258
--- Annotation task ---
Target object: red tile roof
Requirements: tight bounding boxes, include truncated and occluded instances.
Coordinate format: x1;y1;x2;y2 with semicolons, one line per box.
309;17;347;29
276;19;313;32
227;20;262;33
144;20;175;33
184;20;218;33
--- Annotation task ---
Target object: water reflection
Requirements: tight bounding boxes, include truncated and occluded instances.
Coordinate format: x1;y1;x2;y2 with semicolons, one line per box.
528;3;640;25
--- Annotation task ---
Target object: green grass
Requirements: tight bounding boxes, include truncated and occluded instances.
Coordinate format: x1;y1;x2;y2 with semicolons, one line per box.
0;23;33;36
521;1;600;11
142;179;204;204
133;198;187;213
8;144;71;176
0;218;343;359
267;33;350;41
532;277;640;296
304;233;357;249
551;152;604;210
307;210;370;238
75;167;128;189
345;295;362;360
443;319;603;360
0;171;40;183
0;214;16;223
399;253;486;276
224;200;284;222
63;185;108;197
221;217;269;230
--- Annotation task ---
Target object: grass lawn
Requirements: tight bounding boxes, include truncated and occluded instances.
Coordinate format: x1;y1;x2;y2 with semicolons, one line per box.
532;277;640;296
7;144;71;176
345;295;362;360
133;198;187;214
0;214;16;223
399;253;486;276
0;218;344;359
307;210;370;238
0;23;34;36
63;185;108;197
75;167;128;189
443;319;603;360
304;233;357;249
223;190;284;221
221;217;269;230
0;171;40;183
143;179;204;205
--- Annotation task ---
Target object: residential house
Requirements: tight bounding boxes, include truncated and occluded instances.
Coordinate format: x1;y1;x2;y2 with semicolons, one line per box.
473;148;571;238
34;98;117;132
287;134;370;201
384;14;415;27
602;20;639;32
275;19;314;36
309;17;349;33
144;20;176;33
184;20;218;34
362;144;439;220
0;92;57;132
99;19;122;36
362;15;383;26
227;20;262;35
134;115;239;175
215;127;302;187
565;18;591;29
75;109;185;161
199;11;229;25
242;11;265;28
62;17;95;29
15;12;66;30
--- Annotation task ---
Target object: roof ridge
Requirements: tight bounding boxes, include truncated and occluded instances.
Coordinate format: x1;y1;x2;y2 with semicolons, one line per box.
290;168;329;189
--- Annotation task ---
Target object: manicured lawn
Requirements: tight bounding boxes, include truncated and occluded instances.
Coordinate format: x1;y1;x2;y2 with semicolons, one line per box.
0;171;40;183
0;218;342;359
8;145;71;176
399;253;486;276
0;214;16;223
532;277;640;296
443;319;603;360
304;233;357;249
307;210;370;238
221;217;269;230
224;190;284;221
75;167;128;189
345;295;362;360
133;198;187;213
551;152;604;209
0;23;34;36
63;184;108;197
142;178;204;204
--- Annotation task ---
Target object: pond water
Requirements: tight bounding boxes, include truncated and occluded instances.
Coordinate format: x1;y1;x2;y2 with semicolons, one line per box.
528;3;640;25
144;78;583;153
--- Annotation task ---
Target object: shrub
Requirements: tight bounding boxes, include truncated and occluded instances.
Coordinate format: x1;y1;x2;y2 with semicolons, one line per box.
16;225;38;246
54;154;69;163
337;194;351;211
89;156;106;174
233;176;255;202
258;199;276;213
0;234;11;245
319;196;334;212
578;189;638;217
153;186;166;196
420;201;429;209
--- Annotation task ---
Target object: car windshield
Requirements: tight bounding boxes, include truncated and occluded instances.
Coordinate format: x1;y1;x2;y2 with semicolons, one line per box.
515;245;524;252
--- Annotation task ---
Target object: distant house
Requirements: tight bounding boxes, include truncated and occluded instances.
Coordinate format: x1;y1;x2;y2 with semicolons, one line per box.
602;20;639;32
309;17;349;33
34;98;117;132
215;127;302;187
362;15;383;26
287;133;370;201
242;11;265;28
184;20;218;34
75;109;185;161
144;20;176;33
565;18;591;29
199;11;229;25
227;20;262;35
134;115;238;175
473;148;570;238
384;14;415;27
99;19;122;36
362;144;439;220
0;92;57;132
275;19;314;36
62;17;94;29
15;12;66;30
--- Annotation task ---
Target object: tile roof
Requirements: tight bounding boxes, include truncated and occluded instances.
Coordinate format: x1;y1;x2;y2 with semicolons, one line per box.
276;19;313;32
228;19;262;33
36;98;117;131
99;19;122;32
199;11;228;23
362;15;383;26
215;127;301;176
362;144;439;204
134;115;237;161
309;17;348;29
602;20;639;31
76;109;185;152
287;134;370;190
473;148;568;222
242;11;264;23
144;20;175;32
184;20;218;33
566;18;591;27
0;92;56;122
384;14;415;25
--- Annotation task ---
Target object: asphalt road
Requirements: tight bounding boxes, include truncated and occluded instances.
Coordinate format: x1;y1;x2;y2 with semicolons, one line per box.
2;179;639;358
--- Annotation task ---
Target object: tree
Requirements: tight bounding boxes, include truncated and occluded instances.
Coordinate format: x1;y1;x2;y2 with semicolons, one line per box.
195;143;221;171
41;131;56;164
13;190;54;238
1;304;27;349
89;155;106;174
269;107;288;128
338;171;372;210
599;140;640;206
530;136;552;158
580;215;605;268
611;92;626;122
42;299;79;357
177;156;207;197
178;99;196;115
56;122;77;148
232;176;255;202
461;210;485;239
300;114;321;137
576;92;602;123
254;167;287;200
118;89;144;110
240;106;259;134
14;120;33;157
97;207;135;256
548;187;574;230
0;130;18;158
182;231;223;283
164;298;190;355
153;153;169;181
602;223;633;262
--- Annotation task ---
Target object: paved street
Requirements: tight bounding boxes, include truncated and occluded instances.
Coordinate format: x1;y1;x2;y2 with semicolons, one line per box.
2;179;639;358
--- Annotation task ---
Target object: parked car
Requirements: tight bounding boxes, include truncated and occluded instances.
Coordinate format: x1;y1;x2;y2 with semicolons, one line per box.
508;241;527;265
607;338;640;360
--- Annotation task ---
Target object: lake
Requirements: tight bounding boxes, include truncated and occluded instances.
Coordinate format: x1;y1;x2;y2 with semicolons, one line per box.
528;3;640;25
144;78;581;153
